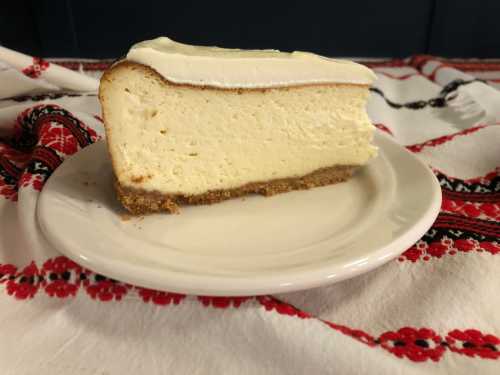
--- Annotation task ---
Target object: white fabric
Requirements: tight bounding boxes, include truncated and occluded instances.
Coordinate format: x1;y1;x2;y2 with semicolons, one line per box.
0;46;99;97
0;53;499;374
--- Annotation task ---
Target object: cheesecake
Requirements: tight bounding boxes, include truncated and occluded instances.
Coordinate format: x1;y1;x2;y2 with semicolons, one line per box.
99;37;377;214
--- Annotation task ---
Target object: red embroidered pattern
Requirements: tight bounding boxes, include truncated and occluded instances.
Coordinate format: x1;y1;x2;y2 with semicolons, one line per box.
463;169;499;184
442;199;499;221
446;329;500;359
5;262;40;299
324;321;377;347
41;257;85;298
259;298;500;362
396;165;500;263
0;256;131;302
0;105;99;201
374;123;394;136
1;257;499;363
257;296;311;319
362;59;408;68
400;237;500;262
378;328;445;362
85;278;131;301
375;71;425;81
22;57;50;79
53;61;113;72
198;296;252;308
407;125;489;153
408;55;500;73
138;288;185;305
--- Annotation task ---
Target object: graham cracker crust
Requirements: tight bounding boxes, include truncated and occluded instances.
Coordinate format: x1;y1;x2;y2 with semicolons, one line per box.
115;165;356;214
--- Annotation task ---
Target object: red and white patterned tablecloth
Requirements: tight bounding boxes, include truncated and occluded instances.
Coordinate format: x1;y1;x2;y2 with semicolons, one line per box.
0;55;499;374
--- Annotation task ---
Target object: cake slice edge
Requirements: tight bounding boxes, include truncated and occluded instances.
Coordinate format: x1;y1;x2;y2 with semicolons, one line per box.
99;61;374;214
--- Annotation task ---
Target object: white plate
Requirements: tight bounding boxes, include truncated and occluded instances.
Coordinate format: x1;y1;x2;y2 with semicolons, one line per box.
37;131;441;296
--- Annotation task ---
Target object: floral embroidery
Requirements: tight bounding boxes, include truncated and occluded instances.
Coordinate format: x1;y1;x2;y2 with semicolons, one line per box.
378;327;445;362
22;57;50;79
198;296;252;308
137;288;186;306
446;329;500;359
0;105;99;200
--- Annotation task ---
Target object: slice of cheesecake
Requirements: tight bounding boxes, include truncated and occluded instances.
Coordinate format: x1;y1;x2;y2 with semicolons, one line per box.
99;37;377;214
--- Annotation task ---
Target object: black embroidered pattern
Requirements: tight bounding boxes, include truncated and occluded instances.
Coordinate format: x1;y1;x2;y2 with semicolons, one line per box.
439;79;485;98
423;222;499;244
24;147;63;183
6;92;96;103
436;172;499;195
11;105;96;151
0;156;21;186
370;79;484;110
0;104;100;200
435;213;498;235
437;171;500;205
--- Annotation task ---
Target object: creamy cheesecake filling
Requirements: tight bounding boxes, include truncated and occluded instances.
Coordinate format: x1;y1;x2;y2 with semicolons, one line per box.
102;64;377;195
126;37;376;88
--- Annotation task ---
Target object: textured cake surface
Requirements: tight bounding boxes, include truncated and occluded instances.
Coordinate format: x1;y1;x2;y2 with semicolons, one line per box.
99;38;377;214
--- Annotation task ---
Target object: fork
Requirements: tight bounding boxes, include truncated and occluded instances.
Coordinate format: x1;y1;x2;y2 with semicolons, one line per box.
445;80;500;124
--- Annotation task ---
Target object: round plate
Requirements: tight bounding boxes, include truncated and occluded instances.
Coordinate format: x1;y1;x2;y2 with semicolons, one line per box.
37;131;441;296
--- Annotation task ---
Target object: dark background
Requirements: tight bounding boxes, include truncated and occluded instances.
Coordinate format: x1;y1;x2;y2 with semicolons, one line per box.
1;0;499;58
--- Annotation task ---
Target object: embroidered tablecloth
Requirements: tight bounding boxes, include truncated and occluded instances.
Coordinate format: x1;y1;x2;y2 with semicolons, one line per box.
0;55;499;374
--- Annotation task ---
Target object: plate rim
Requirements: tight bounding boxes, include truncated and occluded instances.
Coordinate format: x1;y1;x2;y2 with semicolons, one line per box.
37;131;441;296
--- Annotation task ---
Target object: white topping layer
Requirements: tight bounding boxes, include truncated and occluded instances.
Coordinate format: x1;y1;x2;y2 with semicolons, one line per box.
126;37;376;89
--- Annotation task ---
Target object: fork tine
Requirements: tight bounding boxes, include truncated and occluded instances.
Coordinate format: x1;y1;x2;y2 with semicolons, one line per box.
448;96;473;107
461;102;483;113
